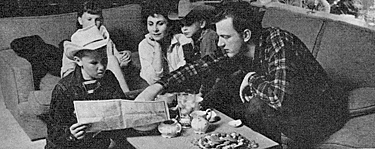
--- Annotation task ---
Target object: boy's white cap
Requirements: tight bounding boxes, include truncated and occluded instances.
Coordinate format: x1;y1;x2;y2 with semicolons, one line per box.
168;0;215;20
64;25;109;60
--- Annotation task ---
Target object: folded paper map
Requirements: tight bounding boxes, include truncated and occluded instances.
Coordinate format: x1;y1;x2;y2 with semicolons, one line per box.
73;99;170;132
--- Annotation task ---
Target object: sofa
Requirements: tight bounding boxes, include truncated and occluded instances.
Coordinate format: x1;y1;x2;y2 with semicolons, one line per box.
260;2;375;148
0;4;145;141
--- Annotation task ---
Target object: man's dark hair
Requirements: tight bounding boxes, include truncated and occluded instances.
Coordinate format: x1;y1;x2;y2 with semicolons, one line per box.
213;1;264;42
76;0;103;29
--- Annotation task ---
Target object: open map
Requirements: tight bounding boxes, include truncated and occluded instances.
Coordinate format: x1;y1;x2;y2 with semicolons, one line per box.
73;99;170;132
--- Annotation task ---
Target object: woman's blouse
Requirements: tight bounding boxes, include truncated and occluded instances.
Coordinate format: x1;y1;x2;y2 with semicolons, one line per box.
138;33;191;84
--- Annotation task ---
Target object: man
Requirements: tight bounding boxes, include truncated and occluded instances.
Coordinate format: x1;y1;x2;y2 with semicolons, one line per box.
136;2;347;148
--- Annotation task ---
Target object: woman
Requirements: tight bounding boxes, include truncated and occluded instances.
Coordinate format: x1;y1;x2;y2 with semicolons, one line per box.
138;2;190;85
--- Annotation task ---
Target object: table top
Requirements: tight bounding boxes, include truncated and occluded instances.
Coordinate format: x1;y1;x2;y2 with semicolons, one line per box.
127;109;279;149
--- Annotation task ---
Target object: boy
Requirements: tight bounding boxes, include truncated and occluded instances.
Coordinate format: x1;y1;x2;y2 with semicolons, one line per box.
168;0;220;95
61;0;131;93
46;25;131;149
169;0;218;63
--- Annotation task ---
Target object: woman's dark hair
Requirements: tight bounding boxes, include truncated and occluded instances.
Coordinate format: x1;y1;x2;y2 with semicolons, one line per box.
141;0;172;24
141;0;181;36
76;0;103;29
213;1;264;42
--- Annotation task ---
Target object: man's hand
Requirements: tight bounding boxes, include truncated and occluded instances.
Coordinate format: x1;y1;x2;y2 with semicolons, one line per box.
69;123;90;140
135;83;164;101
240;72;256;103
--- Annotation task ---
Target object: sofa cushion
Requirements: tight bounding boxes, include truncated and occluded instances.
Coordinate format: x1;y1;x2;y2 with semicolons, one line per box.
40;73;60;91
316;87;375;148
318;113;375;148
18;90;53;116
348;87;375;118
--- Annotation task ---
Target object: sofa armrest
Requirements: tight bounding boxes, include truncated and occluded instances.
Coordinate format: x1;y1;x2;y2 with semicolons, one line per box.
18;90;53;117
0;49;34;112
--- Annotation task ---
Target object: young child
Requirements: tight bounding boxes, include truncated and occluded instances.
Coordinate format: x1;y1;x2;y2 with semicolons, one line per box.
168;0;219;95
61;0;131;93
46;25;130;149
169;0;218;63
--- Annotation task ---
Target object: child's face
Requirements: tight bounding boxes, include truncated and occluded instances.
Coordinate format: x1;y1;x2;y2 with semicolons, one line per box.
147;14;169;41
79;12;102;29
181;21;201;38
75;49;107;80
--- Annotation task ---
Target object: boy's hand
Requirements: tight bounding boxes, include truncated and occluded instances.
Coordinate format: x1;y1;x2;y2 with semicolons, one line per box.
117;50;132;67
69;123;90;140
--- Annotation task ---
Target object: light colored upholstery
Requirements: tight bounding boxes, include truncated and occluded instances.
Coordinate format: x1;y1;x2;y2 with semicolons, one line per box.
0;49;34;112
318;113;375;148
347;88;375;117
0;13;76;49
316;20;375;88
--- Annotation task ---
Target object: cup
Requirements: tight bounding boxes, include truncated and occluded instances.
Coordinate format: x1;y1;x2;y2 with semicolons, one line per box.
158;119;182;138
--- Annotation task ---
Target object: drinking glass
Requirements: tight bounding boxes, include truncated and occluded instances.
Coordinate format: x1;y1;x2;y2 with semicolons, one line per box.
177;92;197;128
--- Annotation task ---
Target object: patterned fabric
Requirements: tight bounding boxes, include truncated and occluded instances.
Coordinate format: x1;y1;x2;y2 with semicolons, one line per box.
247;27;332;109
157;51;228;89
82;80;100;94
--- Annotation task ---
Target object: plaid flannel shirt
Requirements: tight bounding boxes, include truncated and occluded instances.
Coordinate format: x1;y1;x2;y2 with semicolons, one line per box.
157;27;331;110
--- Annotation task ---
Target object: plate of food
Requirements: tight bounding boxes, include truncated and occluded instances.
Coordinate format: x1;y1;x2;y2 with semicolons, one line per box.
192;132;259;149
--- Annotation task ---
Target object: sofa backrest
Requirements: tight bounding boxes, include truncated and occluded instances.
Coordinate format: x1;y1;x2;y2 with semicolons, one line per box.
316;20;375;90
262;3;375;91
0;4;144;52
0;13;76;50
262;5;325;55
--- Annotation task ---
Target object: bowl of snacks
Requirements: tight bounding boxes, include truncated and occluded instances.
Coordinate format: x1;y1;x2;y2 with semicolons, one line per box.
192;132;259;149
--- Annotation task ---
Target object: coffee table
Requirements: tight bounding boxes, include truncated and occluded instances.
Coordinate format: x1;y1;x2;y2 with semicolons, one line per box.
127;109;279;149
